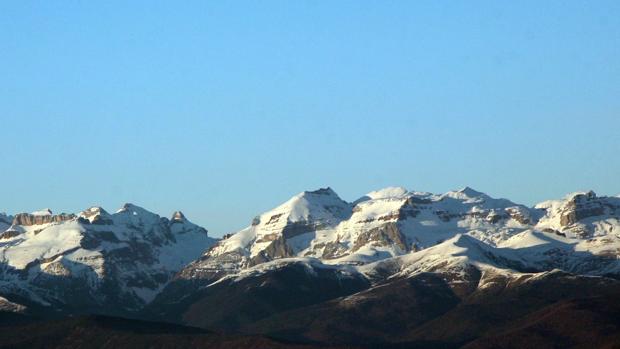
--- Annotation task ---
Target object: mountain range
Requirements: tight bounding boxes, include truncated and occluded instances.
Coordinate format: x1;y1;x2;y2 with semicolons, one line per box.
1;187;619;348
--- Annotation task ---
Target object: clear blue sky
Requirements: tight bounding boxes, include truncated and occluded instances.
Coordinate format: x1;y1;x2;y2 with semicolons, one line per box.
1;1;619;236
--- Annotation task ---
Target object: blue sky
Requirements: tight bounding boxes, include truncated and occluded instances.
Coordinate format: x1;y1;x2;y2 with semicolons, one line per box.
1;1;619;236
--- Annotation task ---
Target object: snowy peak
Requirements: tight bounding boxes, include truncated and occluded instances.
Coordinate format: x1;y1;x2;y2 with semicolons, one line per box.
79;206;113;225
248;187;352;236
364;186;409;200
116;203;153;216
279;187;351;223
349;188;420;225
306;187;338;197
448;186;487;199
0;203;216;311
203;188;351;267
441;186;486;201
31;208;53;216
362;233;497;279
439;186;516;208
113;203;163;227
169;211;208;236
535;190;620;237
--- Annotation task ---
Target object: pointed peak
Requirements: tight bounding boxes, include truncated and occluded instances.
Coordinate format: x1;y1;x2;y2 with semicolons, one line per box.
113;203;161;226
116;203;148;214
171;211;186;222
79;206;112;224
118;203;136;211
261;187;351;224
114;203;160;221
442;187;487;201
83;206;110;215
458;186;485;197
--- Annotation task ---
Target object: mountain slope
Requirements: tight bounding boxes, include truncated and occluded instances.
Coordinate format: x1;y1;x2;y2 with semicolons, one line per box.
463;296;620;349
0;315;333;349
241;258;620;347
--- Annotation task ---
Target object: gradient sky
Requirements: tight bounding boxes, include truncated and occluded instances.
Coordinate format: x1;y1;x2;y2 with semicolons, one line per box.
1;1;619;236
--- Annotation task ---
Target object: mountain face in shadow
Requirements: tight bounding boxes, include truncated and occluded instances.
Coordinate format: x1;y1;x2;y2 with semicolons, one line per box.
0;315;338;349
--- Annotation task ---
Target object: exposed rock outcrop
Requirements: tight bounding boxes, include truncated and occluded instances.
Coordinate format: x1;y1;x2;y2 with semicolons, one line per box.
352;222;408;253
12;212;75;226
559;191;607;226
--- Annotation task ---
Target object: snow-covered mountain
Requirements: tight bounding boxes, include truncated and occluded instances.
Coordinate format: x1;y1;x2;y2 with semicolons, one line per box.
0;204;216;314
173;187;620;285
141;186;620;333
1;186;620;325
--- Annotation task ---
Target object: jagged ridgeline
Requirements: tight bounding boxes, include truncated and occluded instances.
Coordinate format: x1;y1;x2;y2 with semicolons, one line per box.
0;187;620;347
0;204;216;315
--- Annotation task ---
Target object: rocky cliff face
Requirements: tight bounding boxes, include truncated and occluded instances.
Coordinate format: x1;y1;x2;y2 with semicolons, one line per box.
535;191;620;238
12;212;75;226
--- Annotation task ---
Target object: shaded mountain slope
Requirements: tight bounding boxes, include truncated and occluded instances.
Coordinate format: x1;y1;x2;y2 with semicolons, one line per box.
0;315;340;349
